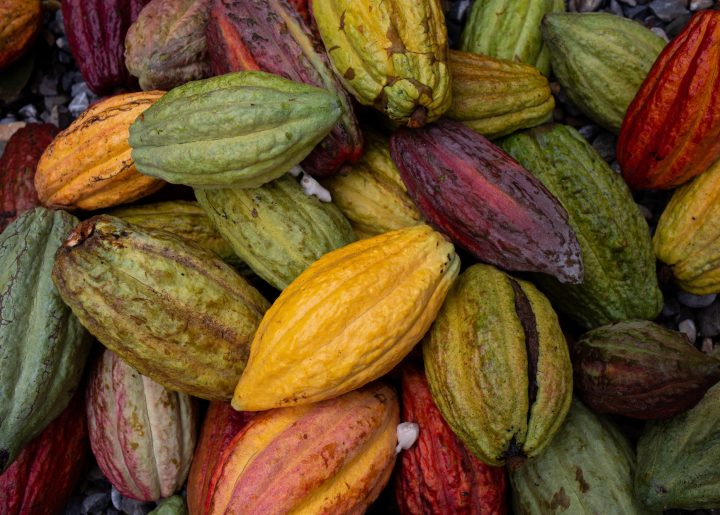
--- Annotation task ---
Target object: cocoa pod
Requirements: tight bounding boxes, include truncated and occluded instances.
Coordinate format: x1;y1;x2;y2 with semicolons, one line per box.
0;0;41;71
124;0;212;90
150;496;188;515
390;118;583;285
52;215;269;401
206;383;398;514
617;10;720;190
206;0;363;176
396;364;507;515
0;123;58;232
87;349;198;502
573;320;720;419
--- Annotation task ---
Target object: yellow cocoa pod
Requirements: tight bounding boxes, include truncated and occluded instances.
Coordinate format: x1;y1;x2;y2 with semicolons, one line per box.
312;0;451;127
654;159;720;294
232;224;460;411
35;91;166;210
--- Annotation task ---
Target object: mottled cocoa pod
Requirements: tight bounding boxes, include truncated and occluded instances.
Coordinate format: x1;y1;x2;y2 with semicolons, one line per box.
206;0;362;176
396;364;507;515
0;123;58;232
573;320;720;419
390;118;583;284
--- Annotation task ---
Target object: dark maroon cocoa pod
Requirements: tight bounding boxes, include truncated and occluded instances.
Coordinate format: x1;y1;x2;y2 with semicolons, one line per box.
573;320;720;419
0;123;58;232
206;0;363;176
396;364;507;515
390;119;583;284
62;0;149;94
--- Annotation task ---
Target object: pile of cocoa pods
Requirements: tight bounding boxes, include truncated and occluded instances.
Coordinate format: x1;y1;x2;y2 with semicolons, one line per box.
1;0;720;513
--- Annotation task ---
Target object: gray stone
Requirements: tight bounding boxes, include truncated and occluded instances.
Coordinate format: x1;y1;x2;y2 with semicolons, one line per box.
665;12;693;38
678;318;697;342
609;0;626;15
18;104;38;119
592;132;617;162
121;497;153;515
624;4;651;17
69;92;89;117
44;94;70;112
570;0;606;12
699;303;720;337
690;0;714;10
82;492;110;514
111;486;123;510
618;0;637;5
578;124;600;141
677;291;717;309
71;81;92;98
39;74;59;96
649;0;690;22
651;26;670;41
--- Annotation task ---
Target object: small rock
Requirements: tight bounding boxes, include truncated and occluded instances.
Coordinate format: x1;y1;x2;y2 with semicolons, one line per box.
570;0;605;12
618;0;637;5
609;0;625;15
690;0;714;10
71;81;92;98
699;303;720;337
447;0;472;23
702;337;714;354
106;510;121;515
59;50;74;64
677;291;717;309
578;124;600;141
665;13;693;38
649;0;690;21
637;203;653;220
39;74;59;96
69;92;89;117
18;104;38;120
592;132;616;162
111;487;123;510
624;4;651;18
120;497;153;515
44;94;70;112
662;296;682;317
82;492;110;514
611;161;622;174
678;318;697;342
650;26;670;41
56;36;68;49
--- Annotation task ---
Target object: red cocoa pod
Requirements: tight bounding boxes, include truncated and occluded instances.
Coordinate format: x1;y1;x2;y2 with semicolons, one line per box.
205;0;362;176
0;123;58;233
390;119;583;284
62;0;150;94
617;10;720;190
187;403;255;515
0;391;88;515
396;364;507;515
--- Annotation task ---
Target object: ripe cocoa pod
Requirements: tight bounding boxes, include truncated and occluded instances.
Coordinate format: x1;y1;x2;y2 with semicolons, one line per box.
573;320;720;419
511;399;647;514
195;174;355;290
0;392;88;515
0;0;41;71
321;131;423;237
423;263;573;467
206;0;362;176
0;123;58;232
460;0;565;77
52;215;269;401
35;91;166;211
87;349;198;502
124;0;212;90
62;0;149;94
636;382;720;510
390;119;583;285
617;10;720;190
232;224;459;411
187;403;254;515
500;124;662;329
128;72;342;188
446;50;554;139
206;383;398;514
312;0;451;127
542;13;665;133
653;158;720;294
0;207;92;473
396;364;507;515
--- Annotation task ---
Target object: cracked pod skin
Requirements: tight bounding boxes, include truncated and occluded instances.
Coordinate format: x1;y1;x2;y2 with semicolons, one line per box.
391;119;583;285
206;0;362;176
396;364;507;515
617;10;720;190
312;0;451;127
0;123;58;232
654;158;720;294
35;91;166;211
87;349;198;502
423;263;573;467
52;215;269;401
62;0;149;94
232;224;460;411
0;0;41;71
0;208;92;474
205;383;398;515
128;71;341;188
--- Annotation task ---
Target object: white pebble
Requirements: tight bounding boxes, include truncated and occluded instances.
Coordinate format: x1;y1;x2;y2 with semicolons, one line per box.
395;422;420;453
68;92;89;117
690;0;714;11
702;337;714;354
679;319;697;343
651;27;670;42
288;165;303;177
300;173;332;202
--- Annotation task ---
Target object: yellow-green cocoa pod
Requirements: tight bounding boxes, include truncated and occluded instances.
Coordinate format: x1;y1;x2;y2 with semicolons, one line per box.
195;174;356;290
653;159;720;295
321;132;423;237
511;398;651;514
51;215;269;401
423;263;573;467
312;0;451;127
460;0;565;77
446;50;554;139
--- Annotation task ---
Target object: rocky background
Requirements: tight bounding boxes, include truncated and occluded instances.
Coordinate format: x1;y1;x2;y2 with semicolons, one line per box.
0;0;718;513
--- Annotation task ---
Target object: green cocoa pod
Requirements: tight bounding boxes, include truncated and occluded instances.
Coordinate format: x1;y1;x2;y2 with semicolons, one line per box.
321;132;423;237
195;174;356;290
511;398;650;514
0;207;92;473
501;124;662;329
542;13;665;133
128;71;342;189
460;0;565;77
149;496;188;515
52;215;269;401
423;263;573;467
635;382;720;510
